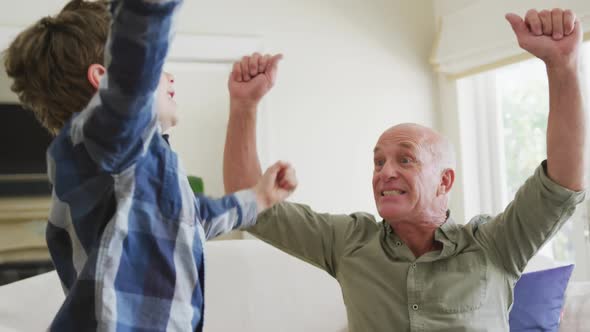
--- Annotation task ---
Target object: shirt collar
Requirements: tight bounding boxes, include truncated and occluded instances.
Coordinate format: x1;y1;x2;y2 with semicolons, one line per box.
436;210;459;242
382;210;459;250
162;133;170;145
435;216;459;256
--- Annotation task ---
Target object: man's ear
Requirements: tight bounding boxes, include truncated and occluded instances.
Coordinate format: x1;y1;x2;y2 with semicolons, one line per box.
438;168;455;195
87;64;106;90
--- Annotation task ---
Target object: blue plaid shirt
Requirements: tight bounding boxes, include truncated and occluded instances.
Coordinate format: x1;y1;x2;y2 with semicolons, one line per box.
45;0;258;330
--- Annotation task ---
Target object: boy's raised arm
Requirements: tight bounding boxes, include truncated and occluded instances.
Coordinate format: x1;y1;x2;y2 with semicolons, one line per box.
72;0;182;173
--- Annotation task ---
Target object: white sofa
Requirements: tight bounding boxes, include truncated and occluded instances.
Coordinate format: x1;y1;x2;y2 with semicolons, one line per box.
0;240;588;331
0;240;348;332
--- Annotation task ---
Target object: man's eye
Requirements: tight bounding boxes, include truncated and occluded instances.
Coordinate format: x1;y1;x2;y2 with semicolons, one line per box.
400;157;411;164
375;160;385;167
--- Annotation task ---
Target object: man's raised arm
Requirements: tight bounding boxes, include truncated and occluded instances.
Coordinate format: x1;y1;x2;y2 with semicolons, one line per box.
507;9;586;191
223;53;282;193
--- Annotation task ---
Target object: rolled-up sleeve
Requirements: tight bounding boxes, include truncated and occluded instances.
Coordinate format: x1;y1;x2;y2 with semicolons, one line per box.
474;160;586;277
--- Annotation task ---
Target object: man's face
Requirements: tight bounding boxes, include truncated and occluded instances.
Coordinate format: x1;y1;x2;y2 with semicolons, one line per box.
372;126;443;222
156;71;177;132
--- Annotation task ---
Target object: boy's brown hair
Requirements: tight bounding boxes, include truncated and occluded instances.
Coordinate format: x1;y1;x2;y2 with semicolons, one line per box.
3;0;110;135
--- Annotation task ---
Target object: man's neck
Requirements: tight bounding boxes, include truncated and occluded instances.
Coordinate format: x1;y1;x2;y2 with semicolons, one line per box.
389;215;446;259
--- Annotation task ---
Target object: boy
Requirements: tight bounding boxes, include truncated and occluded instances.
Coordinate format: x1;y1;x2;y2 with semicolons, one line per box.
3;0;296;330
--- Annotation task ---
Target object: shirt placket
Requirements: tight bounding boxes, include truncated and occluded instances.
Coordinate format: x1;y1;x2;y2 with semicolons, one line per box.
384;221;458;332
407;259;424;332
383;221;424;332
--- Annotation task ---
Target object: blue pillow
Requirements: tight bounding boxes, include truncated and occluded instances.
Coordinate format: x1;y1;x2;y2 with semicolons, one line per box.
509;264;574;331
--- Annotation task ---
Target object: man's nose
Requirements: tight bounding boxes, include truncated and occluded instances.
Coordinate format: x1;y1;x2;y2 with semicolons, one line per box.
380;161;399;182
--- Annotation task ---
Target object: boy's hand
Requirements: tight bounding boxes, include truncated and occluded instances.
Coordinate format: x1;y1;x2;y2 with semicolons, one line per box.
254;161;297;212
228;53;283;110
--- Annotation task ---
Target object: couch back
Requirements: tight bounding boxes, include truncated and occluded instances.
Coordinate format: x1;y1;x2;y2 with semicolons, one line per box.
0;240;348;332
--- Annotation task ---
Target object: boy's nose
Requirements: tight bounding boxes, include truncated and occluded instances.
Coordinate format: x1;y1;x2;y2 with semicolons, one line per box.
164;71;175;83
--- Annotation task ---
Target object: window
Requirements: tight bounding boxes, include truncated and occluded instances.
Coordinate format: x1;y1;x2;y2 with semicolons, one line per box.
457;43;590;281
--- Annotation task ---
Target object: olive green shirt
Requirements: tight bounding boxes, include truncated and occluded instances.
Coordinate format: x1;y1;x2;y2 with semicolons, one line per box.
248;161;585;331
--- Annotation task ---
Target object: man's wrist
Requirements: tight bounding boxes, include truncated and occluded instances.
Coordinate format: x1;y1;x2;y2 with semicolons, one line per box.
230;98;259;114
545;57;579;75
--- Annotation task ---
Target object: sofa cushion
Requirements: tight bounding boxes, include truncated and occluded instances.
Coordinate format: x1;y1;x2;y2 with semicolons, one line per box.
509;264;574;331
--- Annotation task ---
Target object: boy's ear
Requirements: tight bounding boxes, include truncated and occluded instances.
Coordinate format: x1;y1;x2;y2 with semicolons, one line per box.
87;64;106;90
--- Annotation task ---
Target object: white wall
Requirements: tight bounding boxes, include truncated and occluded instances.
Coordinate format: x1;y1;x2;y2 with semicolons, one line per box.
430;1;477;224
177;0;437;216
434;0;476;17
1;0;437;217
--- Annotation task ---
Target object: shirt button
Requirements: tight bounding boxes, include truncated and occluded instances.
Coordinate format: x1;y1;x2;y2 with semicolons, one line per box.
412;304;419;311
396;241;402;246
411;263;417;269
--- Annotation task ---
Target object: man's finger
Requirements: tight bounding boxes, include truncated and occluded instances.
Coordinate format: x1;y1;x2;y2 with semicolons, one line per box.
564;10;576;35
250;53;261;76
552;9;564;40
232;62;242;82
524;9;542;35
240;56;251;82
506;13;529;37
268;54;284;71
259;54;270;73
274;54;284;61
266;54;283;84
539;10;553;36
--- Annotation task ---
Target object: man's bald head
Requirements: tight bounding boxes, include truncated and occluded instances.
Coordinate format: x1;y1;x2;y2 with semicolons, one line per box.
378;123;456;172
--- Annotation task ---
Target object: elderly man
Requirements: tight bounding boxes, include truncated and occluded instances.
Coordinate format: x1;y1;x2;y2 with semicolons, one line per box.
223;8;586;331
